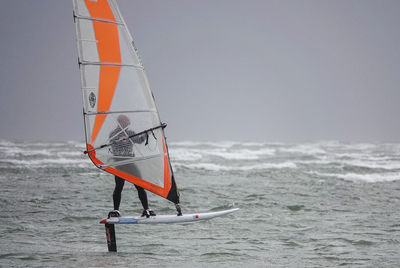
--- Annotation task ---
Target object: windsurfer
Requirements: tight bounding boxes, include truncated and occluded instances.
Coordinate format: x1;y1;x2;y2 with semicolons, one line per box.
108;114;156;218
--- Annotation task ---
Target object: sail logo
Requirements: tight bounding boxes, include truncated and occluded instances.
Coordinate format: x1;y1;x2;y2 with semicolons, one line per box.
89;92;97;108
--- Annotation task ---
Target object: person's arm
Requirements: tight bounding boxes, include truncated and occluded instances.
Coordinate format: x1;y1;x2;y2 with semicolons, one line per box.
129;130;146;144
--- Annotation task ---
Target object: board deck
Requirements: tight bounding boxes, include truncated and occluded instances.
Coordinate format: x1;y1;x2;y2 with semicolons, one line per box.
99;208;239;224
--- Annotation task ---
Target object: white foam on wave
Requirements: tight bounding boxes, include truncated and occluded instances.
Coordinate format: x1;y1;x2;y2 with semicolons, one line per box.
0;140;15;146
169;147;276;161
57;151;83;157
207;148;275;160
170;141;239;148
317;141;379;151
333;152;364;158
0;141;85;157
169;148;203;161
297;157;400;171
174;161;296;171
0;146;53;156
279;144;326;155
341;159;400;170
238;141;268;146
66;141;85;146
311;171;400;183
1;146;33;156
15;141;68;147
295;159;334;165
340;143;378;151
0;146;84;158
1;157;91;168
334;150;400;160
170;140;283;149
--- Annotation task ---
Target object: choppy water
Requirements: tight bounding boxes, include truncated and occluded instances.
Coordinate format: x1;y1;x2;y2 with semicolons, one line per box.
1;140;400;267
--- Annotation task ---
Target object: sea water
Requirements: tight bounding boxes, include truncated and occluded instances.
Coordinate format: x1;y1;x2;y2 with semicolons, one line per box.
0;140;399;267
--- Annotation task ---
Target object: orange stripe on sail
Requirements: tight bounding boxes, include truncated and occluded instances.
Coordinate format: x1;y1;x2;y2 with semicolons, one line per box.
162;137;172;194
91;65;121;142
86;144;104;166
84;0;116;21
85;0;122;143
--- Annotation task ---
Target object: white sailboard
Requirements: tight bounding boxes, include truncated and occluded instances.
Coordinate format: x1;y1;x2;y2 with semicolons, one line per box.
100;208;239;224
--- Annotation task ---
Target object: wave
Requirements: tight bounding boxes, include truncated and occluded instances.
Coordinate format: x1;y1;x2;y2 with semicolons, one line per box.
0;141;71;147
278;144;327;155
207;148;275;160
169;149;203;161
333;152;380;159
311;171;400;183
1;140;400;177
341;159;400;170
169;147;276;161
0;147;83;158
335;153;398;161
173;161;297;171
0;158;91;168
0;147;53;156
0;140;15;146
296;158;400;171
170;140;290;147
0;141;85;158
169;141;239;148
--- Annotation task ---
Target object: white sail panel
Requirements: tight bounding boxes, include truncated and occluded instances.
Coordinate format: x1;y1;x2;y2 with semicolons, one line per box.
117;25;142;67
80;65;99;112
74;18;99;63
110;67;157;113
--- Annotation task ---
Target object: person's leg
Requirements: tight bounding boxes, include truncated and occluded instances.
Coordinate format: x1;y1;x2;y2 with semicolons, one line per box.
113;176;125;210
134;184;148;210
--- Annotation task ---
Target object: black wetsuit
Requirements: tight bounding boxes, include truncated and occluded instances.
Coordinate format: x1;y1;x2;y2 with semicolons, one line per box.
113;176;148;210
109;126;147;211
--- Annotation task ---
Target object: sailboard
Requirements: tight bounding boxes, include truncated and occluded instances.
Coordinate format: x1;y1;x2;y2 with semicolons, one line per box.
100;208;240;224
72;0;239;252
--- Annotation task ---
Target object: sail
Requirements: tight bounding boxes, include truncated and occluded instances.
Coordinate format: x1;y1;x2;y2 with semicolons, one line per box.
72;0;179;203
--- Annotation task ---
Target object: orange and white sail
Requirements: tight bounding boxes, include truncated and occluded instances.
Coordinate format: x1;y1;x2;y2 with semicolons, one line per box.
72;0;179;203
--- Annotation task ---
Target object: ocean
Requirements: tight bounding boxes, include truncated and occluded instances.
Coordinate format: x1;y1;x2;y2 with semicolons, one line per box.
0;140;399;267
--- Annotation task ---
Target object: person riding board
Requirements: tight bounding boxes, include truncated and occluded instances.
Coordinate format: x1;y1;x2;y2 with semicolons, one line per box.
108;114;156;218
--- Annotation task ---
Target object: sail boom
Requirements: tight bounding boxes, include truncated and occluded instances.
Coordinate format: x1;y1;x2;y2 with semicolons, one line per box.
84;123;167;154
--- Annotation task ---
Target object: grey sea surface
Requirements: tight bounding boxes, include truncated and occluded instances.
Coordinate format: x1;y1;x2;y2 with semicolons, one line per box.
0;140;400;267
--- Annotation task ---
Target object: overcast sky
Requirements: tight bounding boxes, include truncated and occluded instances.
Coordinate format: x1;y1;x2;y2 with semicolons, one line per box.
0;0;399;142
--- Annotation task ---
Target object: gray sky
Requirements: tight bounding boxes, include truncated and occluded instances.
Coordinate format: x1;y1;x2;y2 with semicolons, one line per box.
0;0;399;142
